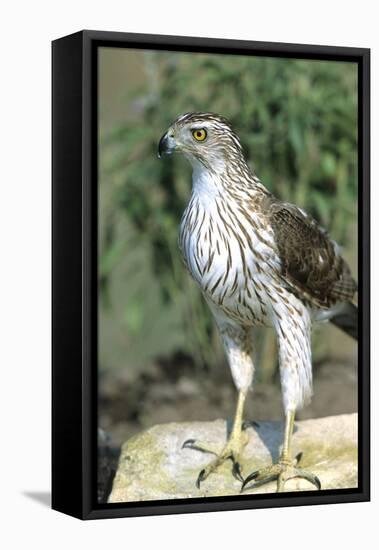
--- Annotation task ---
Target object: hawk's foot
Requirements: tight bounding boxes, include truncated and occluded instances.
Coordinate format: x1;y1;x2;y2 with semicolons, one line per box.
182;428;249;488
241;452;321;493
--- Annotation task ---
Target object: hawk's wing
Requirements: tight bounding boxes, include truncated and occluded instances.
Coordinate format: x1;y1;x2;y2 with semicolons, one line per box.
269;201;357;309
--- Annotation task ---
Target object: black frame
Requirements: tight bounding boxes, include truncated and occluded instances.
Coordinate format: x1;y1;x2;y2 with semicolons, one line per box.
52;30;370;520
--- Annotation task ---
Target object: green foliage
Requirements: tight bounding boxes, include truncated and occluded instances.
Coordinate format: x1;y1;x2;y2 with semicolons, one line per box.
99;51;357;373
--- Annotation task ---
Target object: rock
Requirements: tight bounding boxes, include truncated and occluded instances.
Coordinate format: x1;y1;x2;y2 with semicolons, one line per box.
108;413;358;503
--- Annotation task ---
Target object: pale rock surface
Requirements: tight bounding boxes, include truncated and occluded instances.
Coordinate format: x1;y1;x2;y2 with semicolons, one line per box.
108;413;357;503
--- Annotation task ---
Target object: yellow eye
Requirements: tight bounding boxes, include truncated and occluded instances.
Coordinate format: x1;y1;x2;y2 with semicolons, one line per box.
192;128;207;141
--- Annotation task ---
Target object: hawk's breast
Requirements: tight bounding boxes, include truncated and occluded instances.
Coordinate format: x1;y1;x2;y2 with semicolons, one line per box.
179;192;284;327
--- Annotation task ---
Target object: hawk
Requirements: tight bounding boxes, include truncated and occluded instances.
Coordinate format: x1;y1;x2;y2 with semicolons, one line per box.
158;112;357;492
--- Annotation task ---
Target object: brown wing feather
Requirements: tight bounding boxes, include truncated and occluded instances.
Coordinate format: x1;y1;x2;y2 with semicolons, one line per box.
269;201;356;308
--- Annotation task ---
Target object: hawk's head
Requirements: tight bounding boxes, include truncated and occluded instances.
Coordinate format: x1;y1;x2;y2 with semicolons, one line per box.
158;112;244;173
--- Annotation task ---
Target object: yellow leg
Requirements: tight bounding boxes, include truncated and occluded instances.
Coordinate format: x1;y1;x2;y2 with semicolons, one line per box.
229;389;247;444
242;409;321;493
280;408;295;463
182;389;249;487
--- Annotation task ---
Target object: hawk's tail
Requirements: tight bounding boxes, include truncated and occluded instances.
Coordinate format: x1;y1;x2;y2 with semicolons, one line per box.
330;301;358;340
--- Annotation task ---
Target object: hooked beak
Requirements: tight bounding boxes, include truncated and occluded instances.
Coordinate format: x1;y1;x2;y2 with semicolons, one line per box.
158;132;176;158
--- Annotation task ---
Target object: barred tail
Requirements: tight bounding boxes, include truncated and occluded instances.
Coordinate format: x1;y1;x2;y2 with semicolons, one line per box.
330;301;358;340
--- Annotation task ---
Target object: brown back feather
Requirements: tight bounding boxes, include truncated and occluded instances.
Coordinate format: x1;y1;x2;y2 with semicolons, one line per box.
269;200;357;308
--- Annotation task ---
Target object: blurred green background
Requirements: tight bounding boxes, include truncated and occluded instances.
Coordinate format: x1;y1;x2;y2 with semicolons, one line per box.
98;47;358;452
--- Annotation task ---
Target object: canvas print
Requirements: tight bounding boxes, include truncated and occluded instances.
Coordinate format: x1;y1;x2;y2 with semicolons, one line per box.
97;47;358;504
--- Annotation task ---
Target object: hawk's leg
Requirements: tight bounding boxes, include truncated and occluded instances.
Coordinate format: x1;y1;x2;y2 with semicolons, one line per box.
241;409;321;493
182;389;249;487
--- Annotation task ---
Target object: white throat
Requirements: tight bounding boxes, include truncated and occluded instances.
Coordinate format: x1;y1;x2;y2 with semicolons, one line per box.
191;160;222;200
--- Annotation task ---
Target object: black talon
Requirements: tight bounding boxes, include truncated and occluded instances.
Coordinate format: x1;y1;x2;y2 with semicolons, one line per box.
242;474;278;492
232;461;244;483
314;476;321;490
295;452;303;464
196;469;206;489
182;438;196;449
241;470;260;492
